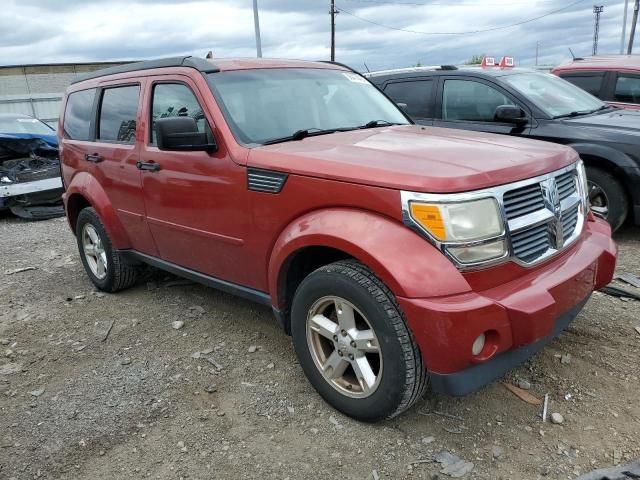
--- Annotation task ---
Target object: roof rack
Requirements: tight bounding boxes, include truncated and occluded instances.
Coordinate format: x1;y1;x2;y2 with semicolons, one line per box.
71;56;220;84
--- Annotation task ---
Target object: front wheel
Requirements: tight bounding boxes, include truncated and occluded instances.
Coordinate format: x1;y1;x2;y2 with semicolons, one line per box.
586;167;628;232
291;261;428;422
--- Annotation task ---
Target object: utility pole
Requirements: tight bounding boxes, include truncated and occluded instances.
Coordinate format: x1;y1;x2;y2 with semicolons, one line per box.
253;0;262;58
621;0;630;54
593;6;604;56
535;42;540;66
629;0;640;54
330;0;338;61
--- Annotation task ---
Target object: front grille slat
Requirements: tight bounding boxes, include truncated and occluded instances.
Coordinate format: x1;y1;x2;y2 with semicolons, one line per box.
503;184;545;220
511;223;551;263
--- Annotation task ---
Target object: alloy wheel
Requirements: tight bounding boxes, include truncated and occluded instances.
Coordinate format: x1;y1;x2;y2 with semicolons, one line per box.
588;180;609;218
306;296;382;398
82;223;108;280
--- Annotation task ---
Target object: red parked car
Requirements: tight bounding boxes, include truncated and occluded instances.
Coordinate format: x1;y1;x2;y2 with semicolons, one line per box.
59;57;616;421
553;55;640;110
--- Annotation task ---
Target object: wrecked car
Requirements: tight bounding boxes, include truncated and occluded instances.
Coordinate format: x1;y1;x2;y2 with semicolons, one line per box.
0;135;64;219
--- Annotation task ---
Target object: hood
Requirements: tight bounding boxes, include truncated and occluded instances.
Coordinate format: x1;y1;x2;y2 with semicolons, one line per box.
563;108;640;135
0;132;58;147
247;125;577;193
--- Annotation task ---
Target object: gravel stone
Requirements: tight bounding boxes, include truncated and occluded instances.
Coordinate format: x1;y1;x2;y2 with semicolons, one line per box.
172;321;185;330
551;413;564;425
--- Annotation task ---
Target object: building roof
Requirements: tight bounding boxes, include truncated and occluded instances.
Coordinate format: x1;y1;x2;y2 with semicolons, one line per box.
553;55;640;72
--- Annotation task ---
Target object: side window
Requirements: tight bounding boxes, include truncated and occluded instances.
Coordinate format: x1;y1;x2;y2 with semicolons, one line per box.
98;85;140;143
442;79;515;122
63;89;96;140
383;80;433;119
614;75;640;104
560;74;604;97
151;83;205;144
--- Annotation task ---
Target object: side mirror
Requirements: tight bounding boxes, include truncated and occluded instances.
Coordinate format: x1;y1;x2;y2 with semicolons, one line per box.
494;105;528;126
155;117;217;152
397;102;408;112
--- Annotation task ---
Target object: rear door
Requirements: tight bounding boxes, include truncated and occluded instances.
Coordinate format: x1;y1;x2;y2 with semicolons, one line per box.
382;78;435;125
433;76;532;135
68;80;157;255
557;71;606;99
138;75;251;285
610;72;640;110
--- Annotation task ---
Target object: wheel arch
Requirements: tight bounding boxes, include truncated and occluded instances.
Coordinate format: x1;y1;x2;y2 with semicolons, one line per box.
64;172;131;248
268;208;471;333
569;143;635;201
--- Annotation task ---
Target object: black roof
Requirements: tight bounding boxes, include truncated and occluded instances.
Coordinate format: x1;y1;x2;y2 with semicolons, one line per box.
71;56;220;84
367;66;535;83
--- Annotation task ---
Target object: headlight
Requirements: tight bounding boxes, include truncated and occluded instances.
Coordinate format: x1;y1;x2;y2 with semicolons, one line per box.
576;159;590;213
404;194;507;266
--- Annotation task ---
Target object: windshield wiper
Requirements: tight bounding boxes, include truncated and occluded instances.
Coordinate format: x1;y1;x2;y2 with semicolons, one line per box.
553;106;609;119
261;127;357;145
359;120;404;129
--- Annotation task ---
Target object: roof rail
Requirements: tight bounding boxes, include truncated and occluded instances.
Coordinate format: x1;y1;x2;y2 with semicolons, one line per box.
71;56;220;84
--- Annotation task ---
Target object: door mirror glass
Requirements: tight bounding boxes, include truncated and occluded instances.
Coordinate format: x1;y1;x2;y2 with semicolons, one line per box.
494;105;527;125
155;117;217;152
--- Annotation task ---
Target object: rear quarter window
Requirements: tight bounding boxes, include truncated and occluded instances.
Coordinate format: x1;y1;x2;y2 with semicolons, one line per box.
559;74;604;97
63;89;96;140
98;85;140;143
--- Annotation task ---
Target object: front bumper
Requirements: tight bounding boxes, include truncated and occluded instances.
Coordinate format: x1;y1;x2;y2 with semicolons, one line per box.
0;177;63;199
397;216;617;396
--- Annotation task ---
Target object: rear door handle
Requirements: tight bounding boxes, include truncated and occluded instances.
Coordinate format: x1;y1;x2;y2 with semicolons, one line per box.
136;160;161;172
84;153;103;163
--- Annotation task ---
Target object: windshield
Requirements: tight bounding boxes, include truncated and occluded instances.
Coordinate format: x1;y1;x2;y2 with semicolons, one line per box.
502;72;605;118
207;68;409;145
0;116;53;135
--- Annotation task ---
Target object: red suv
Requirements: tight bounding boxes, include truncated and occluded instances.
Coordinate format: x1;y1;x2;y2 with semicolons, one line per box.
59;56;616;421
553;55;640;110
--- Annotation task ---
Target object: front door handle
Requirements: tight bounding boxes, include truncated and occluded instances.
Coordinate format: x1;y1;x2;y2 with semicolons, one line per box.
136;161;161;172
84;153;103;163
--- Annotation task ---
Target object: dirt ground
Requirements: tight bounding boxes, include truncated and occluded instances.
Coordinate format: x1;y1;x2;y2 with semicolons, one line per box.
0;213;639;480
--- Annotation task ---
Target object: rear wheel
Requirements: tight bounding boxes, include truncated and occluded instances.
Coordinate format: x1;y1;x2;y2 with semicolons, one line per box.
291;261;428;421
586;166;628;232
76;207;139;292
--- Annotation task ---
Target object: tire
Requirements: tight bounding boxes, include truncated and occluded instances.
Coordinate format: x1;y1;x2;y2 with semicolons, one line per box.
75;207;138;292
586;166;628;232
290;260;428;422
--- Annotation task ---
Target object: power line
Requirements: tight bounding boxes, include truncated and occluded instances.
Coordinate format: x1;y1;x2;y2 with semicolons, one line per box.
336;0;588;35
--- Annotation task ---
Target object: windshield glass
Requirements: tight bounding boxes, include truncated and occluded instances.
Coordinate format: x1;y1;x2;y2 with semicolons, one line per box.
0;116;53;135
502;72;605;118
207;68;409;145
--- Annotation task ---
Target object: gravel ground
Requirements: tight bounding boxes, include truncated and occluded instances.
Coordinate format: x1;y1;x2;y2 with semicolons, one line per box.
0;212;639;480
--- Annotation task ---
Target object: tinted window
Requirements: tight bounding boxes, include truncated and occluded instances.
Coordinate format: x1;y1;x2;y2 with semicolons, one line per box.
384;80;433;119
98;86;139;143
614;75;640;104
151;83;205;144
63;89;95;140
561;75;603;96
442;79;514;122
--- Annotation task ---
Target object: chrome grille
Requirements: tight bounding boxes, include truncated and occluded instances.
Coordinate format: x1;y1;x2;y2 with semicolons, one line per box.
503;184;544;220
511;224;550;264
562;204;580;239
556;171;576;200
502;166;583;265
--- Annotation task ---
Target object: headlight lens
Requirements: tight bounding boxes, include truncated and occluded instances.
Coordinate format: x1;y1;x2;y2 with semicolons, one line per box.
409;198;503;242
408;197;506;265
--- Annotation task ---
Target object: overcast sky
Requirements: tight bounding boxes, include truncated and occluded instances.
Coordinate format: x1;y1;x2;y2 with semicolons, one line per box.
0;0;635;71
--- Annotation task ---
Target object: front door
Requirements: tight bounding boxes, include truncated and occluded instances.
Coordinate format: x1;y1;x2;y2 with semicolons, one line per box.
138;76;251;286
434;77;531;135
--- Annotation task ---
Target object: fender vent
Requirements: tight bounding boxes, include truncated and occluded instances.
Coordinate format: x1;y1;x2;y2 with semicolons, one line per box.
247;168;288;193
